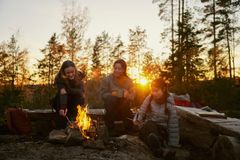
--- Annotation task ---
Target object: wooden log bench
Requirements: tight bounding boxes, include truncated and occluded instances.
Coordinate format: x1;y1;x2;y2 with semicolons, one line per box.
24;108;107;136
23;109;58;136
177;106;240;160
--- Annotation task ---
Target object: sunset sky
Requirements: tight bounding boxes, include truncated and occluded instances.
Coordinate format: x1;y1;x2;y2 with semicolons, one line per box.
1;0;240;74
0;0;164;65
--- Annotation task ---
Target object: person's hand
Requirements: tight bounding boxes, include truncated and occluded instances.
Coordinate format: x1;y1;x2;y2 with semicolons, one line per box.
111;91;118;97
59;108;68;117
60;88;67;94
133;119;141;126
133;113;142;126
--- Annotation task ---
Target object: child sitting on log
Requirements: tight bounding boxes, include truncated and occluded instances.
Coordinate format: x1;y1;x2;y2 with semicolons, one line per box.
133;78;179;159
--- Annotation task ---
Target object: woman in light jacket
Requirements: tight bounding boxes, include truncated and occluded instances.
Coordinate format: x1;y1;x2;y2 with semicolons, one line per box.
100;59;134;134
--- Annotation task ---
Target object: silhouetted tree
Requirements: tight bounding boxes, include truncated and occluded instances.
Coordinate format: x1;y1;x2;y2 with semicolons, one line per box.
37;33;64;85
92;31;111;76
165;10;204;83
128;26;147;69
61;0;89;62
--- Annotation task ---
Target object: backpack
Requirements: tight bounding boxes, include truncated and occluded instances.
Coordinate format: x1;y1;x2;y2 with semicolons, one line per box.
5;108;31;135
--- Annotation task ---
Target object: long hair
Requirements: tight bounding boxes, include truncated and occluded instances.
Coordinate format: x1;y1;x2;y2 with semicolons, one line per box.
150;78;169;115
54;60;83;86
151;78;168;103
113;59;127;76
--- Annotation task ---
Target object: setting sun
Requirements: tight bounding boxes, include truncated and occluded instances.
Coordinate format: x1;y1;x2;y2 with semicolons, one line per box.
128;66;149;86
138;78;148;85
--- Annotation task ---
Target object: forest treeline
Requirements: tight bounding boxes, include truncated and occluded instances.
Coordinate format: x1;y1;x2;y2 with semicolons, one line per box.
0;0;240;118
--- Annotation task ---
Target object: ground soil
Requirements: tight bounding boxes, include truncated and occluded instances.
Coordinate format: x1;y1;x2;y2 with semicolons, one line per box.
0;134;212;160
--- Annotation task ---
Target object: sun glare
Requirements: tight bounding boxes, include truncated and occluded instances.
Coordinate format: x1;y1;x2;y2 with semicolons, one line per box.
128;66;149;86
138;78;148;85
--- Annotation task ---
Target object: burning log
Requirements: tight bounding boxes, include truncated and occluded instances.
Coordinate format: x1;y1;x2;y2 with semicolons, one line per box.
72;106;93;139
65;128;85;145
87;108;108;142
48;106;107;149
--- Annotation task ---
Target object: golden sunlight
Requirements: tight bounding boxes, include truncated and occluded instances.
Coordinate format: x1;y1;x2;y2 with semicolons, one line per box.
138;78;148;85
128;67;140;80
128;66;149;86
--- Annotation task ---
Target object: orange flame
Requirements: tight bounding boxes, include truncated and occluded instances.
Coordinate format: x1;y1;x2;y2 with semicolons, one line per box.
75;105;92;139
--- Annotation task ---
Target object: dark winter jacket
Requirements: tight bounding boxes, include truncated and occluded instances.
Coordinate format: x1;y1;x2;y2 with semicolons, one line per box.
53;71;85;110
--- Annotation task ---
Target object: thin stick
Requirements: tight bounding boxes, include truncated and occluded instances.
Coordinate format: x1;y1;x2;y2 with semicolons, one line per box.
127;118;133;121
65;116;72;124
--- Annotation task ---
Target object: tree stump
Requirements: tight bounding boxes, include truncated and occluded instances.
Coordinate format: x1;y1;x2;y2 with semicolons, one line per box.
212;135;240;160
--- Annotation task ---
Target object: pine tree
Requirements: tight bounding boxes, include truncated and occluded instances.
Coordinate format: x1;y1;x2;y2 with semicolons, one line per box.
78;38;93;77
208;47;227;78
37;33;64;85
110;36;125;60
128;26;147;68
201;0;240;79
165;10;204;83
6;35;28;88
92;31;111;76
61;0;89;62
0;42;10;85
142;50;162;80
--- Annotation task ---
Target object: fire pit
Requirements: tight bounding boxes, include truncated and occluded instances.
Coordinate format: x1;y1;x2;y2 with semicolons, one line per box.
48;106;107;149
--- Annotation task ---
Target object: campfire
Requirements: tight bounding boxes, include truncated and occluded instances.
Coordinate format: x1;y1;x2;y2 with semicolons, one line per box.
68;105;97;139
49;106;106;148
